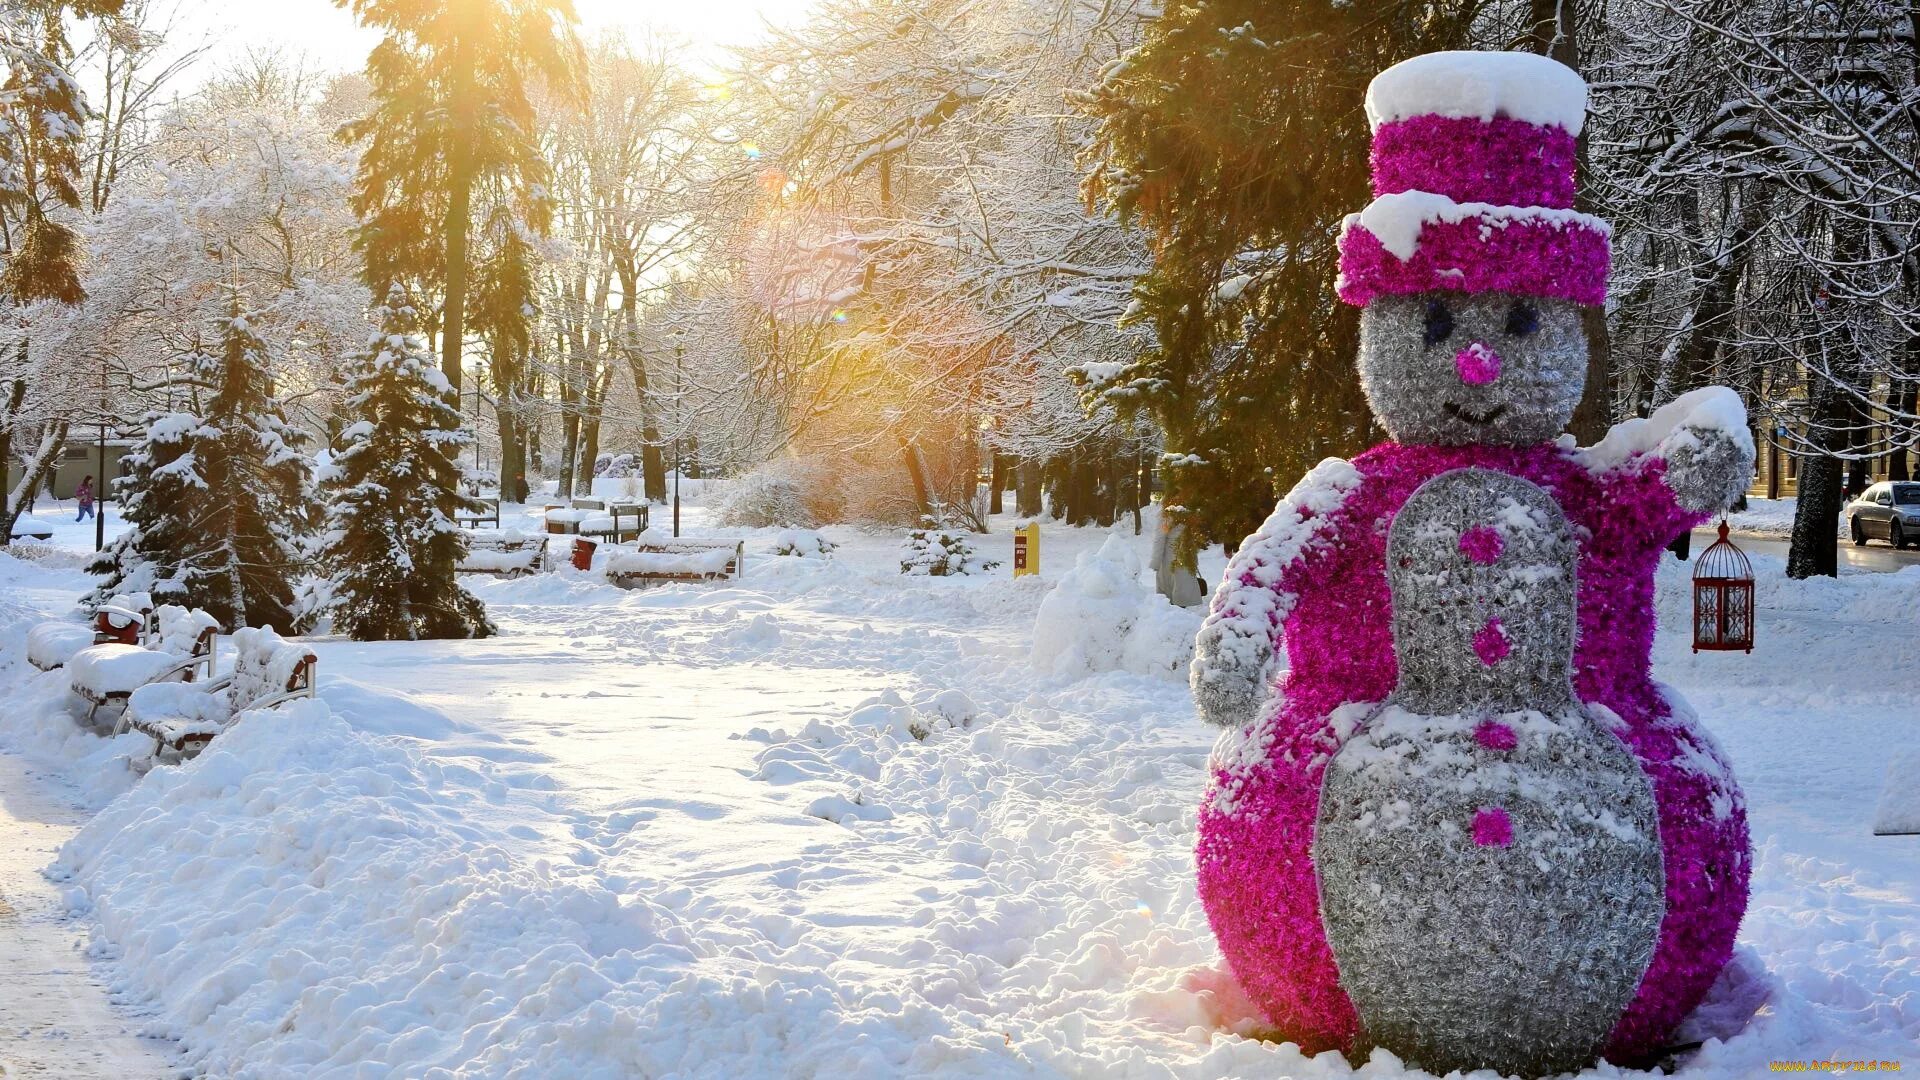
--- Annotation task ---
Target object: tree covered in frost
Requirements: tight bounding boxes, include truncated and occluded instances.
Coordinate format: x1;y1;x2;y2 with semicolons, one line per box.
319;291;493;641
1079;0;1485;597
86;314;313;629
1587;0;1919;577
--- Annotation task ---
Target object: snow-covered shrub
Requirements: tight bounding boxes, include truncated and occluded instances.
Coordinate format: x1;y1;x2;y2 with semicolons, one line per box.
599;453;636;479
718;460;839;528
1032;534;1202;680
770;529;836;559
842;687;977;742
900;523;996;576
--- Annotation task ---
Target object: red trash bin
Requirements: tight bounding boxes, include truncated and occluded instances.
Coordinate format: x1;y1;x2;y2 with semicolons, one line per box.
571;536;598;571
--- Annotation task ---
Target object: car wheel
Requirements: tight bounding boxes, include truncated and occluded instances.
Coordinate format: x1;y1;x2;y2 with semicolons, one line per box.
1852;517;1867;546
1894;520;1908;550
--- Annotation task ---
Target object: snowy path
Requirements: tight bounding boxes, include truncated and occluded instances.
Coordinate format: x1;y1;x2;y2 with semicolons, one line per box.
0;754;175;1078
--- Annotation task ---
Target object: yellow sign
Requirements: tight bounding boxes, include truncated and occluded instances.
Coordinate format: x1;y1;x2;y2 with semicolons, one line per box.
1013;522;1039;577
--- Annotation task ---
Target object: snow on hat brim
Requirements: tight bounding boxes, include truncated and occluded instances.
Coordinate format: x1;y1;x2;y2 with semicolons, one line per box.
1336;191;1611;307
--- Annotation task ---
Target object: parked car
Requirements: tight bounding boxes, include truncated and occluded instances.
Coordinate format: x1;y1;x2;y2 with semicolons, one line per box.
1848;481;1920;548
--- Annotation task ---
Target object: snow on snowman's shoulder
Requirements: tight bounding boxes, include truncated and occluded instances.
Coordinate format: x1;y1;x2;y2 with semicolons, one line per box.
1222;456;1362;580
1345;190;1610;262
1365;50;1588;134
1576;386;1752;474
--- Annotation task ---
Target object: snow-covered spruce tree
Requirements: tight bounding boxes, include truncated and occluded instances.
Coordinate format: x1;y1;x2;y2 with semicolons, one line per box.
319;291;494;641
85;320;312;629
85;404;211;606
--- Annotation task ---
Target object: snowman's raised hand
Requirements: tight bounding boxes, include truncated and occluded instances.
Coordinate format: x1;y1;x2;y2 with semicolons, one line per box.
1662;423;1754;514
1580;386;1755;514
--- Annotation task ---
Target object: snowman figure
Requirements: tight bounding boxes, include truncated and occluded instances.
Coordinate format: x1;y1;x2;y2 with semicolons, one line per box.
1191;52;1753;1076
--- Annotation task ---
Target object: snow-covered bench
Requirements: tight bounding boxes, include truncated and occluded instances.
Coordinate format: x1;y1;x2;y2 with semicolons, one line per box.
8;518;52;541
458;530;549;577
121;626;317;763
604;533;745;588
455;496;501;529
66;605;219;723
546;501;648;543
25;593;154;672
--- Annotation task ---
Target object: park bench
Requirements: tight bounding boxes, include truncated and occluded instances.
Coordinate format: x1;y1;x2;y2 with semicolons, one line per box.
604;533;745;588
26;592;154;672
67;605;221;726
8;519;52;541
545;500;649;544
454;495;502;529
458;530;550;577
120;626;317;764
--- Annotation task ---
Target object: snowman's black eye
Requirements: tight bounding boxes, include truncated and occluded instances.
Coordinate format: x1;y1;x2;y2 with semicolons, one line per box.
1505;301;1539;337
1423;299;1454;348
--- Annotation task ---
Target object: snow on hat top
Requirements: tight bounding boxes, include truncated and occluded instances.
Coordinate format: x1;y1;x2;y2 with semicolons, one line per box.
1364;50;1588;135
1337;50;1611;308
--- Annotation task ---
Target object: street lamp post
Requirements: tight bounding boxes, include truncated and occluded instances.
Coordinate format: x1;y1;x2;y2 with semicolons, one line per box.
672;333;683;538
96;359;107;552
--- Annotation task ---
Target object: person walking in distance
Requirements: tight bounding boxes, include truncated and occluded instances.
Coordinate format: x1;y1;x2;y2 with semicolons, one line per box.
75;475;95;521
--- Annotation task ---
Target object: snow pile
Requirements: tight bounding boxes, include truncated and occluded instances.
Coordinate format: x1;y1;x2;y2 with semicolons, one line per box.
1032;535;1201;680
56;697;707;1077
1871;750;1920;835
1365;50;1588;134
770;529;836;559
25;620;95;670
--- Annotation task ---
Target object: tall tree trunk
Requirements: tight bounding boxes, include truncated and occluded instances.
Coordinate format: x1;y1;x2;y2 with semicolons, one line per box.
613;260;668;503
899;433;932;522
2;420;67;544
988;455;1005;515
0;374;23;522
575;366;612;498
495;399;527;503
1787;380;1846;579
1015;459;1042;517
439;25;476;398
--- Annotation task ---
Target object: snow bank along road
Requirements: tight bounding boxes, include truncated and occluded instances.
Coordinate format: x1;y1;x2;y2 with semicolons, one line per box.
0;523;1915;1078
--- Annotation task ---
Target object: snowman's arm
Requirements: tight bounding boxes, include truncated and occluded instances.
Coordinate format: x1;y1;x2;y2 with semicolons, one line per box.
1577;386;1756;516
1190;458;1362;728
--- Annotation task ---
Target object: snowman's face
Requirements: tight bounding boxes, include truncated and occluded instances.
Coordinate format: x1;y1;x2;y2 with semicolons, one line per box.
1357;291;1588;446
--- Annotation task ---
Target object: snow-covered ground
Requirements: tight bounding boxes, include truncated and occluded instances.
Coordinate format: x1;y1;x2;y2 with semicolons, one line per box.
0;503;1914;1078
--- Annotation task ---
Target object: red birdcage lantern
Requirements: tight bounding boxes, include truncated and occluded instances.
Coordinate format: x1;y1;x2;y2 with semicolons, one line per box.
1693;521;1754;653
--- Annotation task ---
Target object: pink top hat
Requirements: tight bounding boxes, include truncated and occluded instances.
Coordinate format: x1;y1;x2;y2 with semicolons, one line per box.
1336;51;1611;308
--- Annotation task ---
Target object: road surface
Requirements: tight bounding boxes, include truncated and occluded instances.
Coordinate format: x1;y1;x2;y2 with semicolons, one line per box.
1690;529;1920;573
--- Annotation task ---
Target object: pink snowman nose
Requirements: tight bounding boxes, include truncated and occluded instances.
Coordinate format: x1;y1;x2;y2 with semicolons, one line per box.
1455;341;1502;385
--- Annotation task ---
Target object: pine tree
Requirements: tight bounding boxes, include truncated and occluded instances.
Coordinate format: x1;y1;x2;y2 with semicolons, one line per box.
337;0;582;398
1080;1;1482;597
85;316;313;628
320;290;494;641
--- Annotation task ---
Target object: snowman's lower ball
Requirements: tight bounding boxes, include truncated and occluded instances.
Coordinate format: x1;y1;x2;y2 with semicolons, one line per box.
1196;693;1750;1071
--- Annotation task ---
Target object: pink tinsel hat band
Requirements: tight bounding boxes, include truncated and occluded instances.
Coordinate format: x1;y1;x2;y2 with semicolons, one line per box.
1335;191;1611;307
1372;115;1578;209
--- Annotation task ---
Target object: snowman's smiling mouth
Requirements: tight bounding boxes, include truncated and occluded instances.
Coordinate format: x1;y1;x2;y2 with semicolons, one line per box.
1445;401;1509;427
